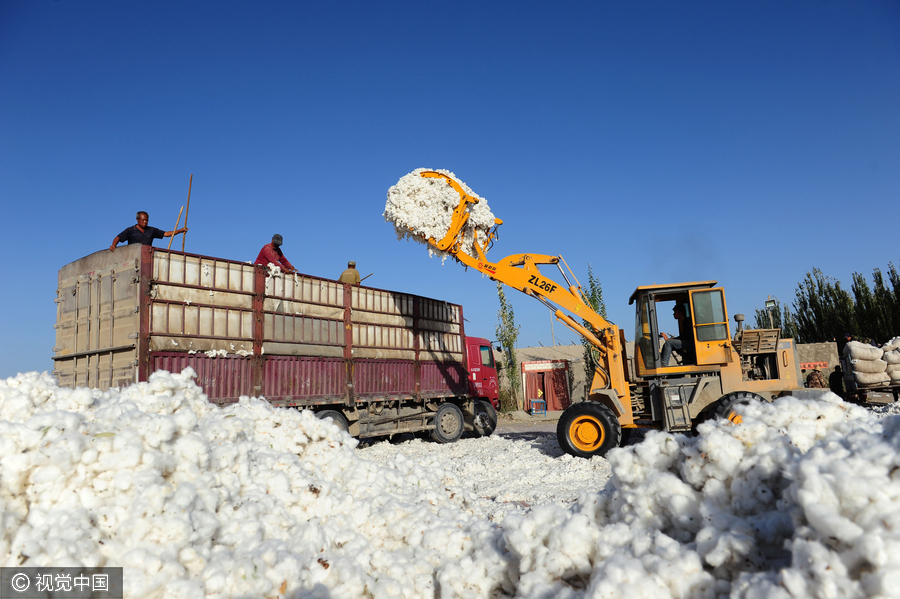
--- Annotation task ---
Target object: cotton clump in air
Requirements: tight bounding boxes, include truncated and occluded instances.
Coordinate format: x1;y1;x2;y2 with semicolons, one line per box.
5;371;900;599
384;168;497;260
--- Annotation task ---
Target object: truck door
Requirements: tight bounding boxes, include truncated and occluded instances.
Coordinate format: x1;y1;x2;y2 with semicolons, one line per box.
467;338;500;408
689;288;732;365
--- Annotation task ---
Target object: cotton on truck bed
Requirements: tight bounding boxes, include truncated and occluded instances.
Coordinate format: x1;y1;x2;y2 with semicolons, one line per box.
53;244;499;441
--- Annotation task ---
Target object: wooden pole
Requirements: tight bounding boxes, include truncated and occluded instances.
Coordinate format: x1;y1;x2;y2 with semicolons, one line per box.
167;206;184;250
181;174;193;252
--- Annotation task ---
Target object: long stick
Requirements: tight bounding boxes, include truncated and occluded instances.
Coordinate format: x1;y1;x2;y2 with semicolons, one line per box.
167;206;184;250
181;174;193;252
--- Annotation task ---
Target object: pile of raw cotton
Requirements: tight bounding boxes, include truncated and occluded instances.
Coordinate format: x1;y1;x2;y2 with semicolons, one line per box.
384;168;497;259
4;370;900;599
844;340;891;385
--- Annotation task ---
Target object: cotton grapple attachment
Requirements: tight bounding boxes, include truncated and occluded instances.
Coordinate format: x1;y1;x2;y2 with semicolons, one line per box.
417;170;503;258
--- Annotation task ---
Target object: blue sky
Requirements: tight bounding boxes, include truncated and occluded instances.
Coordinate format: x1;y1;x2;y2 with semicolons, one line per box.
1;0;898;377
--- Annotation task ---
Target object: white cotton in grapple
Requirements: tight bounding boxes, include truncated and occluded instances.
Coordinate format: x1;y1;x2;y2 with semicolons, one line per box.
384;168;497;260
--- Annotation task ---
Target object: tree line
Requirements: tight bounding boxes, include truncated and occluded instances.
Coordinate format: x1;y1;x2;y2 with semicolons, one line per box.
753;261;900;344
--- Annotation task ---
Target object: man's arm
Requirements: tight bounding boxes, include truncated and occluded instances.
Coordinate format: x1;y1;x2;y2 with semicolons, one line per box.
109;236;121;252
163;227;188;238
279;255;296;273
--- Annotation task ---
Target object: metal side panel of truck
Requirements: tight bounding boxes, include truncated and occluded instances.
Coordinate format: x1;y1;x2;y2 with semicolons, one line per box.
53;245;476;438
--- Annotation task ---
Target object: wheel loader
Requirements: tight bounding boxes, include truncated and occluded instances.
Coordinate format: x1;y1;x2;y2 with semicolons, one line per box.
394;171;803;458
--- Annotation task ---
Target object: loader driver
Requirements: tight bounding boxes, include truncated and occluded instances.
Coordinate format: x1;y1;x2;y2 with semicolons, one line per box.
254;234;296;273
660;303;694;367
109;211;188;252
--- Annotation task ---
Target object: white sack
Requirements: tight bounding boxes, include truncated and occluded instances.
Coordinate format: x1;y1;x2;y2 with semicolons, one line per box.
883;349;900;365
854;371;890;385
886;362;900;374
844;341;884;361
850;358;887;374
882;336;900;352
384;168;496;260
890;370;900;381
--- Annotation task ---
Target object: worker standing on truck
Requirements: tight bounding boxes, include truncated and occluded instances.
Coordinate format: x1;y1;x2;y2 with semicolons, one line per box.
254;234;296;273
109;211;187;252
660;303;694;367
338;261;361;284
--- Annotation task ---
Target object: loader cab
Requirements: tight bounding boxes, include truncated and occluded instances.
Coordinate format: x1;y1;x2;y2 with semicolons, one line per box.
629;281;732;376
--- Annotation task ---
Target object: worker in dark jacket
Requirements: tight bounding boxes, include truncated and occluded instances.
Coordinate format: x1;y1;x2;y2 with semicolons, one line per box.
338;261;361;284
254;234;296;273
110;211;187;252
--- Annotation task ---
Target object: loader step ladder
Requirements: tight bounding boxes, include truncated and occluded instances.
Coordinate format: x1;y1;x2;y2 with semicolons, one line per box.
735;329;780;354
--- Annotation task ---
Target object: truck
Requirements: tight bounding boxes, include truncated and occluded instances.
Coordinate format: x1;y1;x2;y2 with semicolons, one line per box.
394;171;804;457
52;244;500;441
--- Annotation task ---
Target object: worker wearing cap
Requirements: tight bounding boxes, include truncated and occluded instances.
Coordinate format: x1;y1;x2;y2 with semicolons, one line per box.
254;234;296;273
339;261;361;285
110;211;187;252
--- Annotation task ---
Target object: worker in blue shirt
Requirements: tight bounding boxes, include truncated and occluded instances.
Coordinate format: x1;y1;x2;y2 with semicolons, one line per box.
110;211;187;252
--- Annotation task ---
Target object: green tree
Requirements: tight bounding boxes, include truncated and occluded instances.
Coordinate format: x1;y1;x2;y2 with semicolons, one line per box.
752;297;800;341
580;264;608;388
792;268;856;343
495;281;521;412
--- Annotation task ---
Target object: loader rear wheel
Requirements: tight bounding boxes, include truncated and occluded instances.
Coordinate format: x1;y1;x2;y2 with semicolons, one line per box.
431;403;464;443
557;402;621;459
316;410;349;433
714;392;765;424
470;399;498;438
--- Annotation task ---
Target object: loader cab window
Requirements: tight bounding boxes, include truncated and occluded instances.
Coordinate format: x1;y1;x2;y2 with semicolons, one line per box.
636;296;656;369
691;290;729;342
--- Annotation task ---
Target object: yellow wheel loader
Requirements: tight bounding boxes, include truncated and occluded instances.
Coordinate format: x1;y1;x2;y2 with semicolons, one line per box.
397;171;803;458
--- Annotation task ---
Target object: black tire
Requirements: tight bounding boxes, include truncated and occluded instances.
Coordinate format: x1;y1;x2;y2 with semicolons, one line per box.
713;391;766;424
316;409;349;433
430;403;465;443
557;402;621;459
470;399;498;438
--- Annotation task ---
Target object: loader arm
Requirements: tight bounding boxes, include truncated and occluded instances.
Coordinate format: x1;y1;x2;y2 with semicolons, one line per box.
410;171;633;422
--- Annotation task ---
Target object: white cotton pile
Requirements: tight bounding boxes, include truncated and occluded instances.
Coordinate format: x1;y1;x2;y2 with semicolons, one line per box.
6;372;900;599
384;168;497;260
0;370;499;598
456;393;900;599
844;341;889;386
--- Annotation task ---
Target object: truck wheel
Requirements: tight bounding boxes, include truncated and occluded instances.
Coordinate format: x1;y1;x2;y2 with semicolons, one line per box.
316;410;349;433
714;392;765;424
471;399;498;438
557;402;621;458
430;403;464;443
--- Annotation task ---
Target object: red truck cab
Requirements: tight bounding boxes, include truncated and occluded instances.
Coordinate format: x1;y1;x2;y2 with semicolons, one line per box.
466;336;500;410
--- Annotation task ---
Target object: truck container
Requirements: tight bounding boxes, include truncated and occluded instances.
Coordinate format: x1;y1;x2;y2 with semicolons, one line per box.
53;245;499;441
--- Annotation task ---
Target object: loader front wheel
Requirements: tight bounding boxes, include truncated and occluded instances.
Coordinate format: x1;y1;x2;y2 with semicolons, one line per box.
431;403;465;443
714;391;765;424
557;402;621;459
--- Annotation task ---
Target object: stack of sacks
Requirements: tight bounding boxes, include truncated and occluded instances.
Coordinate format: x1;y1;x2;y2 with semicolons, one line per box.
884;336;900;382
843;340;889;385
384;168;497;260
